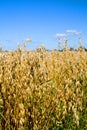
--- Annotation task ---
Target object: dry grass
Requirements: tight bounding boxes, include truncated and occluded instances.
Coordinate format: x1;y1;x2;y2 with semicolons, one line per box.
0;47;87;130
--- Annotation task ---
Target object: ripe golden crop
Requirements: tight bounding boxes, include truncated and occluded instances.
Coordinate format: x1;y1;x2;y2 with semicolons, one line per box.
0;48;87;129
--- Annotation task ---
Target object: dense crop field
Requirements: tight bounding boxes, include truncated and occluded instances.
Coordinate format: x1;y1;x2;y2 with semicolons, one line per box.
0;47;87;130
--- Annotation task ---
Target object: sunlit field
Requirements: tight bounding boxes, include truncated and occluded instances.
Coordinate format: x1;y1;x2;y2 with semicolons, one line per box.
0;47;87;130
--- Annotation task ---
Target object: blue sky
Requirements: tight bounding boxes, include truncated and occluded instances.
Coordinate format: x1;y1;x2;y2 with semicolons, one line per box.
0;0;87;50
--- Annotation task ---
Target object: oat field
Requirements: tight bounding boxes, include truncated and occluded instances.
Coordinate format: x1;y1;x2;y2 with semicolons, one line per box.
0;47;87;130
